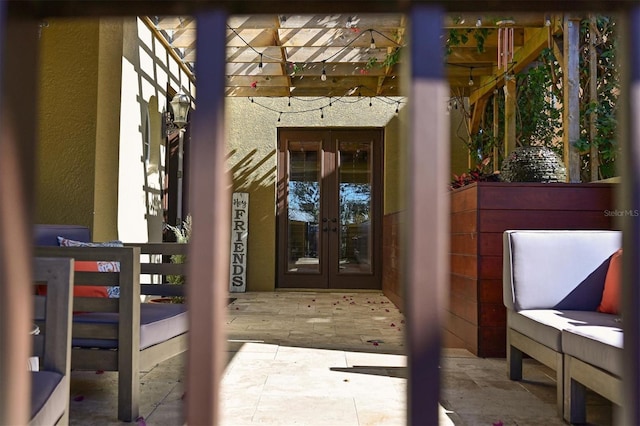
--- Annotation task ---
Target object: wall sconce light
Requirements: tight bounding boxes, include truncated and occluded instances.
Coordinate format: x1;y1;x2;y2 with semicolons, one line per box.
170;91;191;129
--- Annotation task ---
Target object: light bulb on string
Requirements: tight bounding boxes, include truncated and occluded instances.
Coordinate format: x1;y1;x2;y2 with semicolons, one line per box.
476;17;482;27
288;97;291;107
395;102;399;114
277;112;282;122
369;97;373;107
321;61;327;81
468;68;474;86
369;30;376;49
258;53;263;73
329;97;332;107
320;108;324;119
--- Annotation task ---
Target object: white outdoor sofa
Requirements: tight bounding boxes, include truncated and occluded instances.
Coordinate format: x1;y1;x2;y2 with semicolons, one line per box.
503;229;623;423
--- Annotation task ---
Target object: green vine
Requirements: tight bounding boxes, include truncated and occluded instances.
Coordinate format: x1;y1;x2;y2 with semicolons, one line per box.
466;15;619;181
381;47;401;68
446;28;493;55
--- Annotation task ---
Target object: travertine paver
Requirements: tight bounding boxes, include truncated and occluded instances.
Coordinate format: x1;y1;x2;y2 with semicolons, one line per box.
67;291;612;426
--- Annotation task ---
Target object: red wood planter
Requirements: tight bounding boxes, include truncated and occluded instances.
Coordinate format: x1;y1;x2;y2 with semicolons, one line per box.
448;181;618;357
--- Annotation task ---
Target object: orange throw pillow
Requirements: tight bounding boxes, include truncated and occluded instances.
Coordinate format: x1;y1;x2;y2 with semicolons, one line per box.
36;261;109;298
597;249;622;314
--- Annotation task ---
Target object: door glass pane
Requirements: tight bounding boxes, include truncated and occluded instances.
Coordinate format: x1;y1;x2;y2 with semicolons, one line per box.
338;141;372;274
287;141;320;273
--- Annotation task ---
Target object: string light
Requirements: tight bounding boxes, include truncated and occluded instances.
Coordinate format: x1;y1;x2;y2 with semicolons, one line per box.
227;24;403;81
476;17;482;27
251;94;406;123
321;61;327;81
468;68;474;86
545;15;552;27
288;97;291;107
369;97;373;107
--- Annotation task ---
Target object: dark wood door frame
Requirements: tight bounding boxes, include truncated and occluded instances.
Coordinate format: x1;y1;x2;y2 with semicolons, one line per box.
277;127;383;290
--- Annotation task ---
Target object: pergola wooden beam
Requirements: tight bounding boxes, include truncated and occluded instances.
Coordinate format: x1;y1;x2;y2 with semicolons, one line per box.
468;25;552;133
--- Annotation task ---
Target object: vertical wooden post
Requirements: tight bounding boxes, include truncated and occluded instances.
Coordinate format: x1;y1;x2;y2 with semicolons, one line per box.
589;15;600;182
621;8;640;426
407;6;449;425
563;15;582;182
186;9;229;425
503;76;516;157
0;11;40;425
493;91;500;170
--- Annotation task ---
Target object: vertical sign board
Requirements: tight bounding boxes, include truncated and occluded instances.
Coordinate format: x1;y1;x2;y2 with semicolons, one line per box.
229;192;249;292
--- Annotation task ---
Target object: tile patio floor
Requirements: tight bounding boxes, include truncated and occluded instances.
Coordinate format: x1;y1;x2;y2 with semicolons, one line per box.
67;291;613;425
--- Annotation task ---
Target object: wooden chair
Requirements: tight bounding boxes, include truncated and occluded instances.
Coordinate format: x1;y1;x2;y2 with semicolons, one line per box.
31;257;74;426
34;243;188;422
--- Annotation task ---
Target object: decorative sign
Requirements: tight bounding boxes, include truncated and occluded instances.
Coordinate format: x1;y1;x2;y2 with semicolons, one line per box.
229;192;249;292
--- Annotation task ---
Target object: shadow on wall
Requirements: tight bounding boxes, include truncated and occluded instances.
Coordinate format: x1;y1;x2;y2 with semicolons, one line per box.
228;149;277;193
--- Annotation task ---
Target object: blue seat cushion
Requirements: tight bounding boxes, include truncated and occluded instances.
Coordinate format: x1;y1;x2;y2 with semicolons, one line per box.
72;303;188;350
34;224;91;246
30;371;66;424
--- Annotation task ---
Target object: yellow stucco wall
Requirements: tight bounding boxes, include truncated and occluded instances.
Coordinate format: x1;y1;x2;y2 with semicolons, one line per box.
93;19;124;241
450;100;472;176
38;18;191;242
37;19;102;230
383;112;407;215
225;97;404;291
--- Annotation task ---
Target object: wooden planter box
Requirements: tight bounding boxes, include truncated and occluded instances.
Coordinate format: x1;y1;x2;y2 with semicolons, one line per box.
448;181;617;357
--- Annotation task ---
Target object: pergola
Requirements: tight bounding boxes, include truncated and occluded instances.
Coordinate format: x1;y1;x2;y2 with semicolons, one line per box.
148;12;553;99
147;11;588;179
1;2;639;426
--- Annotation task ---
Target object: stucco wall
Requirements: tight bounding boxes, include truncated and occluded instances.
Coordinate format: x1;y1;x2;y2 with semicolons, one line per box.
37;19;101;229
117;18;193;243
38;17;192;243
225;96;405;291
450;100;472;176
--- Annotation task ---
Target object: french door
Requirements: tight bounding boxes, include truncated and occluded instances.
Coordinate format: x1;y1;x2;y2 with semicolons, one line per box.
277;128;383;289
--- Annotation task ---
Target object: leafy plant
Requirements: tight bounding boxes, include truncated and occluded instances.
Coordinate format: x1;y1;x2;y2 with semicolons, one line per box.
164;215;191;303
381;47;401;68
451;157;501;189
446;27;493;55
